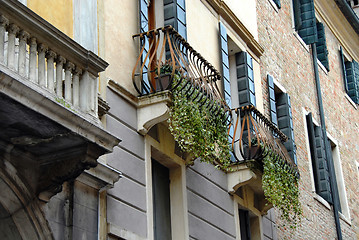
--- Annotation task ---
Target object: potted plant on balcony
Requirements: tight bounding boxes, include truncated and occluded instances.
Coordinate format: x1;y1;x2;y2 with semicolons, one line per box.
154;60;182;91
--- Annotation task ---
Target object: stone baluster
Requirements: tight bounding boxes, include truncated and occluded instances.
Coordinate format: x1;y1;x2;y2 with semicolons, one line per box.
72;67;82;108
0;15;9;64
56;56;65;97
18;30;29;77
80;71;92;112
64;62;74;103
28;37;37;83
46;50;56;92
7;23;19;70
38;43;47;87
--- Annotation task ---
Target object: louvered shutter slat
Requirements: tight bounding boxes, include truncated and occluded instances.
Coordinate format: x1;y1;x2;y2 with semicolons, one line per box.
236;52;256;107
276;93;297;163
295;0;318;45
316;22;329;71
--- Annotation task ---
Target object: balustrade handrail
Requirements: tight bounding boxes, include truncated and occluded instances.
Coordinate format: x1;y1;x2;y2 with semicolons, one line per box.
0;0;108;117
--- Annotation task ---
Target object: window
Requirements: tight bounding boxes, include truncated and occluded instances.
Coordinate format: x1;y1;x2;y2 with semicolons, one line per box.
152;159;172;239
306;112;333;203
267;75;297;163
238;208;261;240
305;113;348;217
328;136;350;219
340;47;359;104
239;209;251;240
219;22;257;160
138;0;187;93
292;0;317;45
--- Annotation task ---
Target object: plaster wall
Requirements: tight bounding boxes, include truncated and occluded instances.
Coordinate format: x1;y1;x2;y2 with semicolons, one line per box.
224;0;259;40
27;0;73;38
186;0;221;71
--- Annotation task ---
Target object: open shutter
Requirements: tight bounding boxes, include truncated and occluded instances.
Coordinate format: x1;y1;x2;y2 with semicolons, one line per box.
306;113;332;203
139;0;150;93
346;60;359;104
219;22;231;108
164;0;187;39
316;22;329;71
273;0;281;8
339;47;348;93
276;93;297;163
236;52;256;107
267;75;278;126
293;0;317;45
219;22;236;161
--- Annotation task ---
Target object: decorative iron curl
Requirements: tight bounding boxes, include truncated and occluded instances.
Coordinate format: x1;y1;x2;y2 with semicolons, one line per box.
132;25;228;116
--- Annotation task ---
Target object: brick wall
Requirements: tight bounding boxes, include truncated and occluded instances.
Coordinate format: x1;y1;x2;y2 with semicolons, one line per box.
257;0;359;239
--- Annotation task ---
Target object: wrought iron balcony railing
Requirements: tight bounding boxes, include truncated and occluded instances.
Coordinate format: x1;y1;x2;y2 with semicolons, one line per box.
132;26;225;106
230;105;299;176
132;26;298;176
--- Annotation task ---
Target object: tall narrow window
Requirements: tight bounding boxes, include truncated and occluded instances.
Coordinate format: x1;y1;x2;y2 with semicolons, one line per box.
292;0;317;45
239;209;251;240
267;75;297;163
306;113;332;203
152;159;172;239
340;47;359;104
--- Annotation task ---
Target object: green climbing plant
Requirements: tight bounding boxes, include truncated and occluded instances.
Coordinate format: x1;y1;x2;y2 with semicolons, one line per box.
166;67;231;169
261;146;302;230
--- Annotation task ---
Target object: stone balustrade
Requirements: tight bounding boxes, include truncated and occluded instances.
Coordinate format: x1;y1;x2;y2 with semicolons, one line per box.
0;0;108;117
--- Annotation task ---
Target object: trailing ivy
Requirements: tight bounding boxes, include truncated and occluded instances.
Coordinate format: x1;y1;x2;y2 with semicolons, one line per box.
261;147;302;230
167;72;231;169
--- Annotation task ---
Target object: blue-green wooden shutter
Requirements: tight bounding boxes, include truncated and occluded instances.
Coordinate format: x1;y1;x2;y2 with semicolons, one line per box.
339;47;348;93
236;52;256;107
219;23;231;109
219;22;236;161
306;113;332;203
276;93;297;163
293;0;318;45
139;0;150;92
316;22;329;71
164;0;187;39
267;75;278;126
346;60;359;104
273;0;281;8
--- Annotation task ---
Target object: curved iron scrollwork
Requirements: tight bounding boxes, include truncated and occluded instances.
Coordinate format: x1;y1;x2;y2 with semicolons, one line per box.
230;105;299;176
132;26;224;102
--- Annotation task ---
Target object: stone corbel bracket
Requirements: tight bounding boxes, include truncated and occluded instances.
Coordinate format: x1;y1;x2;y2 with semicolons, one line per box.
137;91;172;135
227;164;257;195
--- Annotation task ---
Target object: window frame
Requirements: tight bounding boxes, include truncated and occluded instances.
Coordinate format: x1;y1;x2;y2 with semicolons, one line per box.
302;108;350;219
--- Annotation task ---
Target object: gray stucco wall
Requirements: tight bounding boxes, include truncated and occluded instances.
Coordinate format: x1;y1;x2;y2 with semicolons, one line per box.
186;161;236;240
106;88;147;238
44;181;99;240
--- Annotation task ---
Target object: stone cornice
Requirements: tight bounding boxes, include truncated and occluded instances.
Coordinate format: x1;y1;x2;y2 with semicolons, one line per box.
205;0;264;59
315;0;359;61
0;0;108;76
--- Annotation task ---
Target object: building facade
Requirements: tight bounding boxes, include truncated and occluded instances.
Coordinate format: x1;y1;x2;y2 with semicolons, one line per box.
0;0;358;239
